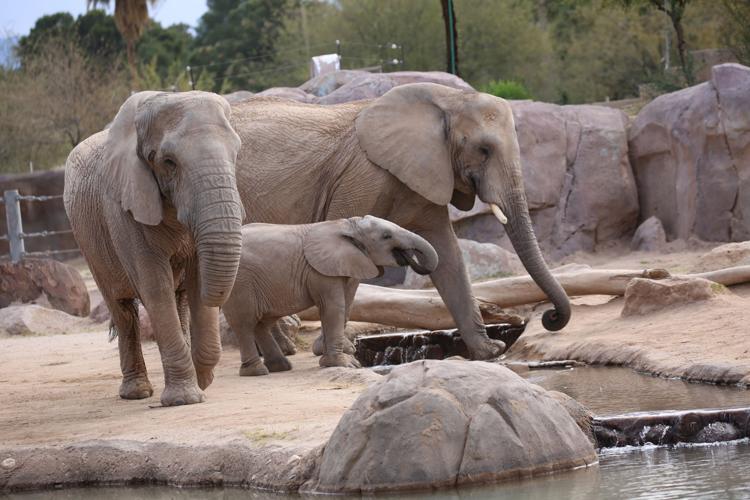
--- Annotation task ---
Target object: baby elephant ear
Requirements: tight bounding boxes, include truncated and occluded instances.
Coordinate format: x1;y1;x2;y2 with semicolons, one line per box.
303;220;380;280
103;91;164;225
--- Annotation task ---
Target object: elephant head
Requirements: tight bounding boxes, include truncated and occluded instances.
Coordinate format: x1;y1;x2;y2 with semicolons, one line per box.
355;83;570;331
303;216;439;279
103;91;244;307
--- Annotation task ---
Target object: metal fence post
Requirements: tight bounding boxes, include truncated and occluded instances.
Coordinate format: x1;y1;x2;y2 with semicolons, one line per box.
4;190;25;263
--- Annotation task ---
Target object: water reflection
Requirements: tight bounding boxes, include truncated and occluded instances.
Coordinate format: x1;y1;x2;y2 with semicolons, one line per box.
9;442;750;499
523;366;750;415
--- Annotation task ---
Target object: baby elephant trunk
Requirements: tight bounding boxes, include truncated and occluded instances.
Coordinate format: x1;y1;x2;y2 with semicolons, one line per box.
393;232;439;276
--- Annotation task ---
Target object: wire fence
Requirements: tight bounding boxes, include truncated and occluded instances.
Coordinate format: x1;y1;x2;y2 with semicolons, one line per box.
1;189;79;263
180;40;404;91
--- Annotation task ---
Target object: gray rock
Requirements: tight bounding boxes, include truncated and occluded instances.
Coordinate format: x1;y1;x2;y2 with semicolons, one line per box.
621;277;720;317
402;238;522;288
0;304;99;337
300;70;473;99
631;216;667;251
256;87;315;103
303;360;596;494
222;90;255;104
0;259;90;317
629;63;750;242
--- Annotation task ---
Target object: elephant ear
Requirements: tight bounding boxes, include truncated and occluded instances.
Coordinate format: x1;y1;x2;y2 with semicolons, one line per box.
103;91;164;226
303;220;379;280
355;83;459;206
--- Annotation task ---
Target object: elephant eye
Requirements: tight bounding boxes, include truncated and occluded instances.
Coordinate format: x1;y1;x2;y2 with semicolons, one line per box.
478;145;490;158
148;150;156;162
164;158;177;169
383;232;392;240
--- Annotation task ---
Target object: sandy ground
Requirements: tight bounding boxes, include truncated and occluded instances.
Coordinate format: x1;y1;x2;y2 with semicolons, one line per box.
2;243;749;491
505;245;750;385
0;328;375;449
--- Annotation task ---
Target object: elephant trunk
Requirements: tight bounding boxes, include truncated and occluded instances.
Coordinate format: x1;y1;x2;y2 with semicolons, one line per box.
407;233;439;275
191;171;244;307
500;186;570;331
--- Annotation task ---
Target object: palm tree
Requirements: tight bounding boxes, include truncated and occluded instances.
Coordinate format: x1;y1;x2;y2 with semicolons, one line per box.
85;0;156;87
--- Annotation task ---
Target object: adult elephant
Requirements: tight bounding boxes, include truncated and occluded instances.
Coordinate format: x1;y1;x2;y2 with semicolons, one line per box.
64;91;244;406
230;83;570;360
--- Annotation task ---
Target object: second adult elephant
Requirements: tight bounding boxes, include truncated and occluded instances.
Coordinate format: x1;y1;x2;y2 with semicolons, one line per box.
229;82;570;360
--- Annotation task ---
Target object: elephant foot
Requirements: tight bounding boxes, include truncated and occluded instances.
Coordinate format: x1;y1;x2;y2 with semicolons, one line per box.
312;335;355;356
160;382;206;406
119;376;154;400
239;358;270;377
466;338;506;360
195;366;215;390
264;355;292;373
320;353;361;369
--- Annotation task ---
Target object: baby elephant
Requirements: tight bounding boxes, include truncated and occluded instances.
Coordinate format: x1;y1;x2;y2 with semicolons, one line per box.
222;215;438;375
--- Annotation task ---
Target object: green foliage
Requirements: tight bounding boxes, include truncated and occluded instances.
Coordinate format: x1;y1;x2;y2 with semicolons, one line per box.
721;0;750;65
481;80;532;100
191;0;291;92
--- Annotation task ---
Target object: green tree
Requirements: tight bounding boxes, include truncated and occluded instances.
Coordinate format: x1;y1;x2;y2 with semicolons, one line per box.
192;0;291;92
113;0;156;87
618;0;695;85
721;0;750;65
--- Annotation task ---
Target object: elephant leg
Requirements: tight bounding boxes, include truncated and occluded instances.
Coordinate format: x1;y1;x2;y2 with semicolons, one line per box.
270;319;297;356
224;311;268;377
313;280;358;357
111;297;153;400
256;320;292;373
140;275;204;406
186;272;221;390
419;216;505;360
176;288;190;347
318;286;361;369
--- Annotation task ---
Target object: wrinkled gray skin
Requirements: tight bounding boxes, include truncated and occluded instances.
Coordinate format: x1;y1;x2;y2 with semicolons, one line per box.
222;216;438;375
64;91;244;406
228;83;570;360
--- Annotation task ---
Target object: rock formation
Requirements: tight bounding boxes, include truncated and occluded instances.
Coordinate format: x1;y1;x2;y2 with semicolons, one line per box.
303;359;597;494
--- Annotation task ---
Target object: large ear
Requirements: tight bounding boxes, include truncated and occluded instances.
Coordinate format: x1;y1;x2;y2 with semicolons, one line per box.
303;220;380;280
103;91;164;225
355;83;460;206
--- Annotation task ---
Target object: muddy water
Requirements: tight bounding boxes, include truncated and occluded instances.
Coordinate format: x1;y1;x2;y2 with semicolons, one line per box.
9;442;750;499
523;366;750;415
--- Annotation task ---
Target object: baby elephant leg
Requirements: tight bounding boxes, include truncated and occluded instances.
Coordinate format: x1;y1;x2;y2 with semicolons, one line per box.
318;294;361;369
256;321;292;373
224;312;268;377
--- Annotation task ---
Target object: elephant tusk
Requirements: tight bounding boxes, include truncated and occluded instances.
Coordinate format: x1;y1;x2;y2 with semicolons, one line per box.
490;204;508;225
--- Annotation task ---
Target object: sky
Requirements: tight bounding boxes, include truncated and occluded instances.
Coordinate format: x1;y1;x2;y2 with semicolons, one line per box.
0;0;209;37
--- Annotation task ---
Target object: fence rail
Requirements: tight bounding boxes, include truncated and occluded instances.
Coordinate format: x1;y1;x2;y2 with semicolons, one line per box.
1;189;78;263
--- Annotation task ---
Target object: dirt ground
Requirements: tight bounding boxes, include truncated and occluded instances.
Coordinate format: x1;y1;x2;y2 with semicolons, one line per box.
2;242;750;491
508;245;750;385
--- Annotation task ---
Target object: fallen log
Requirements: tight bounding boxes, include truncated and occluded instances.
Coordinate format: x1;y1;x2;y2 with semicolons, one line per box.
337;265;750;330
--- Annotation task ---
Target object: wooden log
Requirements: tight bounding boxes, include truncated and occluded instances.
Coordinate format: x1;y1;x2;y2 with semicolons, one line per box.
344;265;750;330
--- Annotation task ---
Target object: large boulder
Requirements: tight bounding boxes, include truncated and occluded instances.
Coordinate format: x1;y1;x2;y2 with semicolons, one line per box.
629;63;750;242
452;101;638;259
693;241;750;272
0;259;90;316
300;70;472;101
402;238;523;289
0;304;99;337
303;360;596;494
